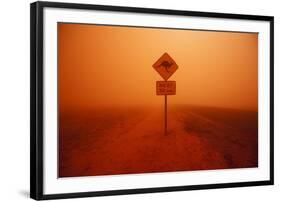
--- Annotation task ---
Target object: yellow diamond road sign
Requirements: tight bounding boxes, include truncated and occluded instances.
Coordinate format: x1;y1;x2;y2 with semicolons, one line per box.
153;52;178;81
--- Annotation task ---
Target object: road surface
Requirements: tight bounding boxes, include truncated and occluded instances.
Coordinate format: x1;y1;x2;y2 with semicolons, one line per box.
59;105;258;177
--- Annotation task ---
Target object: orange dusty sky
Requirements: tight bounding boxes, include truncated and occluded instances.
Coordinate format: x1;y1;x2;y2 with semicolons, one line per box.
58;23;258;111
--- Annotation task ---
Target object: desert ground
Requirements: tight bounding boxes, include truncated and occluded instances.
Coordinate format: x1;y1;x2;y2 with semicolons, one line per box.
59;105;258;177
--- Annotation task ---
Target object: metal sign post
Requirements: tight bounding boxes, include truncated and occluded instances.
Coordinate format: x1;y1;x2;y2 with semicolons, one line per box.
164;95;167;135
153;53;178;135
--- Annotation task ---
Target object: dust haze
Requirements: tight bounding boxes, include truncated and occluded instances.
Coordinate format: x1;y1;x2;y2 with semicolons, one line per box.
58;23;258;177
58;23;258;111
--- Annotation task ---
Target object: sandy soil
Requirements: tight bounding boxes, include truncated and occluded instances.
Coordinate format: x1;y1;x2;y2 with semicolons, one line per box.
59;105;258;177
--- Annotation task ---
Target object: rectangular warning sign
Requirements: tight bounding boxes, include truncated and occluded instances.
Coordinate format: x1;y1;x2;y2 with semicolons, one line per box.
156;81;176;95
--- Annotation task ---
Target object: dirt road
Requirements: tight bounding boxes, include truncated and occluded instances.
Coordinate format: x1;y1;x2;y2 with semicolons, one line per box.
59;106;258;177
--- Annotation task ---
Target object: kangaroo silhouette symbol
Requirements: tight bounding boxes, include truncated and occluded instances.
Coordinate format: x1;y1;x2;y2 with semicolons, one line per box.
158;61;173;72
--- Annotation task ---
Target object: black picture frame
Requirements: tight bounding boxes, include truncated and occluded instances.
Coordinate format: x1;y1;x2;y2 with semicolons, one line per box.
30;1;274;200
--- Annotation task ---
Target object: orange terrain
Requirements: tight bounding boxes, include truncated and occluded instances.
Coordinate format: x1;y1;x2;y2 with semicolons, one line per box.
59;105;258;177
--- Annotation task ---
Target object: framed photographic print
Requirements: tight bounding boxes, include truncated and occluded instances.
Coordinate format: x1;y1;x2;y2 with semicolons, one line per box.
30;1;274;200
